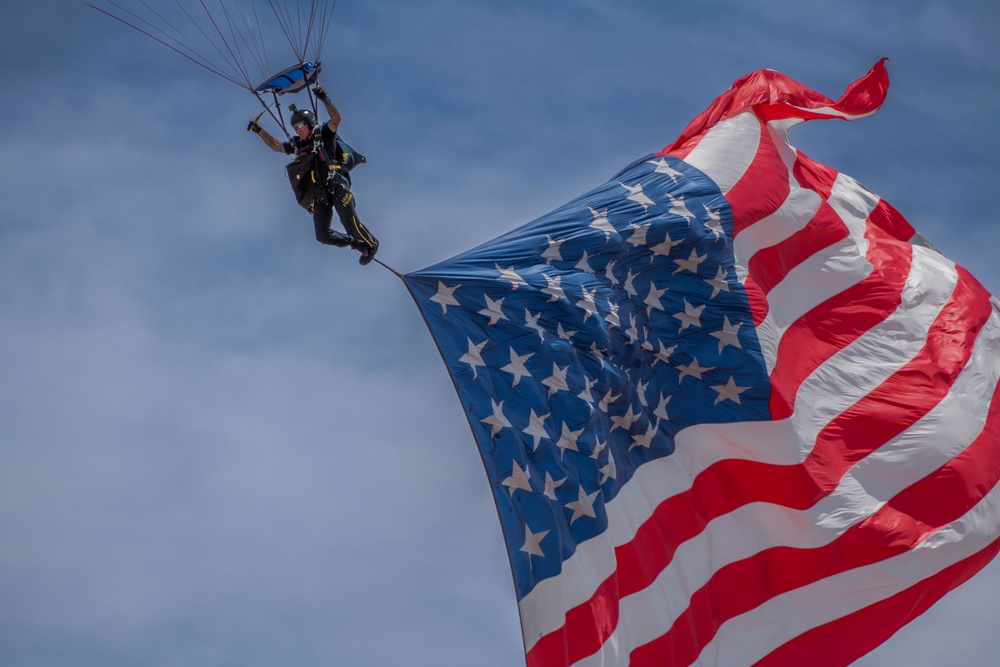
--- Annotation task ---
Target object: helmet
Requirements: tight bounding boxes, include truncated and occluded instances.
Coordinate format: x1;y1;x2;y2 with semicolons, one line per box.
290;108;317;129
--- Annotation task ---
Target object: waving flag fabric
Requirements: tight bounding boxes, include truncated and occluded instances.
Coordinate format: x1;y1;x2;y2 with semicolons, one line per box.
404;60;1000;666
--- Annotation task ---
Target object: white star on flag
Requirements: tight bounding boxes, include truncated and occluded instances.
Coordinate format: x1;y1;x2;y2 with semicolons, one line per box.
557;323;578;341
624;312;639;343
674;299;706;331
522;409;549;450
627;222;650;247
576;285;598;321
629;421;658;451
543;472;566;501
576;250;595;274
588;343;607;370
611;404;640;432
481;399;512;436
588;206;616;240
710;316;743;352
598;389;620;413
712;376;751;405
524;309;545;342
542;235;564;263
653;341;676;366
590;438;607;461
706;266;730;298
703;204;723;238
502;460;532;494
623;269;637;296
621;181;654;210
555;422;584;454
636;378;649;407
599;450;617;484
578;376;598;407
604;300;621;328
520;525;549;558
653;393;671;421
647;157;684;182
542;363;570;396
604;260;619;285
459;338;487;378
495;263;527;290
645;282;667;315
501;348;534;386
673;247;707;275
651;232;682;257
667;193;695;221
430;281;460;314
677;357;715;384
566;486;600;524
478;295;508;325
541;274;567;302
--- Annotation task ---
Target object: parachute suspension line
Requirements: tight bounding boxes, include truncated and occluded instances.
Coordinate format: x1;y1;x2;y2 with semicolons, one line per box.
312;0;337;63
170;0;255;88
267;0;303;64
193;0;256;90
301;0;320;63
270;90;291;139
306;81;318;118
85;1;251;90
230;0;270;80
265;0;336;66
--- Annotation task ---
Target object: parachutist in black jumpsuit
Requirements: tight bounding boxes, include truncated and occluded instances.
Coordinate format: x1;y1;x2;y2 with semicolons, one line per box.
249;88;379;264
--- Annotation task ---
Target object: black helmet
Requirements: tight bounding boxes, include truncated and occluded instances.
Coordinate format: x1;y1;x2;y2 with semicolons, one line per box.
290;107;317;129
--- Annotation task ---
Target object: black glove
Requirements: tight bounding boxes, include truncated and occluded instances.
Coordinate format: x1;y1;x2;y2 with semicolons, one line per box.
313;86;329;103
247;119;262;134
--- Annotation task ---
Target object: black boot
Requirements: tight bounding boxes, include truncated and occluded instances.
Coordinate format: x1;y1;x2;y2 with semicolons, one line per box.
359;239;379;266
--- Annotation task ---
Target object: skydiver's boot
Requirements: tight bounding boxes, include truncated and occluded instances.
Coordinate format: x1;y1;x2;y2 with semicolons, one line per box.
358;239;379;266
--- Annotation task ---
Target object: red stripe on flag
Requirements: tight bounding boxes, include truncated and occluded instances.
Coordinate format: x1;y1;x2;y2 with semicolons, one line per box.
868;198;917;242
724;119;790;237
659;60;888;156
743;273;770;327
525;576;621;667
753;538;1000;667
791;151;839;198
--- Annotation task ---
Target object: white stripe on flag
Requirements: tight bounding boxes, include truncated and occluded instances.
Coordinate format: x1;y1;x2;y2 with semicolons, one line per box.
683;113;760;193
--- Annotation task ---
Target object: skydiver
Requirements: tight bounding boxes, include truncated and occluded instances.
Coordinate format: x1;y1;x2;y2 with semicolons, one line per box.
248;87;379;265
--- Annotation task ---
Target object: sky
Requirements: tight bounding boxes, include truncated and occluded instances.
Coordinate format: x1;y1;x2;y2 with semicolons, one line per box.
1;1;999;665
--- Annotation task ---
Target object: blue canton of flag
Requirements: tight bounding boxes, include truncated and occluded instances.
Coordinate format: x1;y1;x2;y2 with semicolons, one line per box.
405;154;771;599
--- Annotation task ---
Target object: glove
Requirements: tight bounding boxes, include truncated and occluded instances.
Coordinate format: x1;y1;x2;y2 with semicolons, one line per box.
313;86;329;103
247;119;262;134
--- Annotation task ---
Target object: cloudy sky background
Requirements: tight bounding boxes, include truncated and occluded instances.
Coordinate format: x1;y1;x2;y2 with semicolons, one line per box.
2;1;999;665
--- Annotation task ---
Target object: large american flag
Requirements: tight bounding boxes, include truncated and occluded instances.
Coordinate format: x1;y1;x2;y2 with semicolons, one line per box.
404;60;1000;666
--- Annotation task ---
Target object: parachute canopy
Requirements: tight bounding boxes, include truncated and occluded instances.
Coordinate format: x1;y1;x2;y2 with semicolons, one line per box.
254;61;321;95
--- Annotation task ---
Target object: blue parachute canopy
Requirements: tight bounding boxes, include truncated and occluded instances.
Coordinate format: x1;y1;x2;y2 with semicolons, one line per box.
254;62;321;96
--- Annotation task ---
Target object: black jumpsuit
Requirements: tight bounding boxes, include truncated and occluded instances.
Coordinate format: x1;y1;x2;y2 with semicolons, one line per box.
284;126;379;253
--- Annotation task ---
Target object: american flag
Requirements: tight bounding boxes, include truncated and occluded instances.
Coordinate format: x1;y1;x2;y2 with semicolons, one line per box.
404;60;1000;666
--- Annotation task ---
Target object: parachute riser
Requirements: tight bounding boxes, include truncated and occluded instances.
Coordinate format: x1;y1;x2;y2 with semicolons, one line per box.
251;90;291;140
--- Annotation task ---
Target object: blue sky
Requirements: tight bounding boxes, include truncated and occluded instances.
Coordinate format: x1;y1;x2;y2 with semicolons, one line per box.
1;1;999;665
